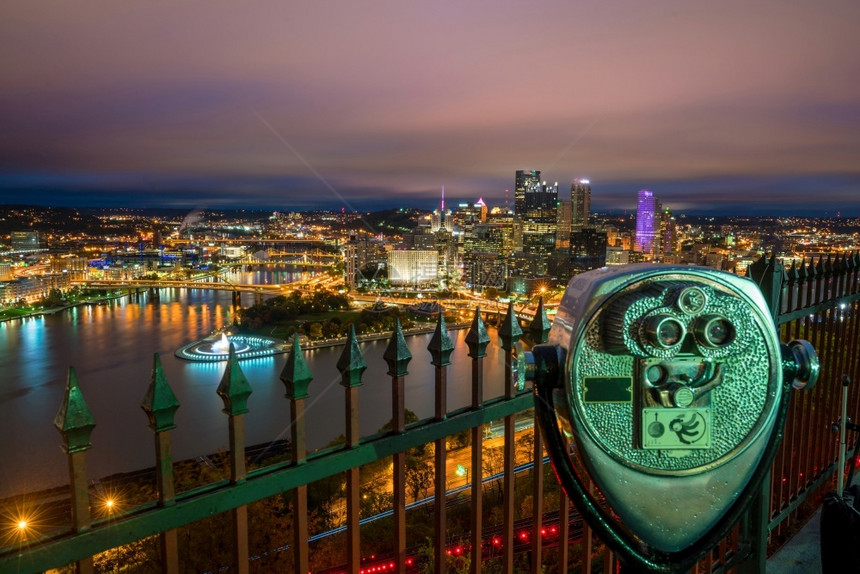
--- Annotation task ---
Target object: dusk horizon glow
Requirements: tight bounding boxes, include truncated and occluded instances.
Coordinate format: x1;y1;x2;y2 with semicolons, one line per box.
2;1;859;215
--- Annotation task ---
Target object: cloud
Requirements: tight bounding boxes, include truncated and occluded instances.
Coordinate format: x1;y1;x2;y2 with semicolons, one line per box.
1;0;859;214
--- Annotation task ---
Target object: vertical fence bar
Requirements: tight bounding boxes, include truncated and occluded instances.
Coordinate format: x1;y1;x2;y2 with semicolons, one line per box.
429;312;454;573
141;354;181;573
740;255;783;572
499;302;522;574
384;319;412;574
528;298;551;574
337;326;366;574
465;308;489;574
581;480;596;574
558;491;569;572
810;258;833;489
216;345;253;574
54;367;95;574
281;337;313;574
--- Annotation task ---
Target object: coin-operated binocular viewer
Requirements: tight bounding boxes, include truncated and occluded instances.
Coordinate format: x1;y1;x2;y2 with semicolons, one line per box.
528;265;818;572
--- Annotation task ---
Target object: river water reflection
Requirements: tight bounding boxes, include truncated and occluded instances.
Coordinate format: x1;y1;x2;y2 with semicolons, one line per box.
0;272;507;498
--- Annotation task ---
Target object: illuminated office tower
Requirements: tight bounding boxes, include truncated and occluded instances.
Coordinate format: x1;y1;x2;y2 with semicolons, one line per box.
388;250;438;288
514;170;541;216
660;207;677;257
570;178;591;230
635;190;661;256
556;200;571;247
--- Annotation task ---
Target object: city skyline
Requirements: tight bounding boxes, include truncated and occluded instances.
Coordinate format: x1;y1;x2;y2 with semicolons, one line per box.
2;1;859;215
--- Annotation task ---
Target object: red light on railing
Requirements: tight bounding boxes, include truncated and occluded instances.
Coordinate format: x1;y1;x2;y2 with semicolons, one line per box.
493;536;501;546
540;528;547;536
406;558;414;566
389;563;394;569
550;526;557;533
519;531;528;540
454;545;462;555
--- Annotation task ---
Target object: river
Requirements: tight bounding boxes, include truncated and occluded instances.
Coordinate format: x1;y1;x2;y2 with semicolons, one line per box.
0;271;508;498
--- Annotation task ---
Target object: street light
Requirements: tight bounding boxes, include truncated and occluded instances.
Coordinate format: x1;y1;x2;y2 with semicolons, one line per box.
456;464;469;484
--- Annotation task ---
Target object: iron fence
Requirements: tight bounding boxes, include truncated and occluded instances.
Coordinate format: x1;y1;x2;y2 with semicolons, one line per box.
0;253;858;573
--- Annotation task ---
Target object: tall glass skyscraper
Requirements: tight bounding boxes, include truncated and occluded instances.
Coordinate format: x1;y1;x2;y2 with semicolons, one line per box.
570;178;591;230
635;189;661;255
514;170;541;216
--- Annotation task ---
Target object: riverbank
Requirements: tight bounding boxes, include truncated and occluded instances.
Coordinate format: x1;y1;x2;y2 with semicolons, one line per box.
198;321;471;358
0;291;128;324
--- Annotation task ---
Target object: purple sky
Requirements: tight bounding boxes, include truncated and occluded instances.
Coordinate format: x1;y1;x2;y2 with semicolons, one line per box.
2;1;859;214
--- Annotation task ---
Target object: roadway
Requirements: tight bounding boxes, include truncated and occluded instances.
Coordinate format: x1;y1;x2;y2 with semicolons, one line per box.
74;277;555;318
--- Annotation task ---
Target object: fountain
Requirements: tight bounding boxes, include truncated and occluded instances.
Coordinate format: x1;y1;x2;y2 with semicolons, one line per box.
211;333;231;354
175;331;284;362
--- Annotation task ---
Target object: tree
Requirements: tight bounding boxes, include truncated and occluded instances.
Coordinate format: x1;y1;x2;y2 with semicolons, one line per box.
415;538;471;574
360;489;392;517
405;457;434;502
516;428;536;463
42;288;64;307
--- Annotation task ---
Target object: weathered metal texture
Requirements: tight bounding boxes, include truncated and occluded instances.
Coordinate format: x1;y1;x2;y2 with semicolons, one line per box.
430;316;450;573
337;325;367;389
428;311;454;368
283;338;312;573
384;318;412;377
54;367;95;574
345;463;360;574
530;416;544;573
282;336;313;400
216;344;253;416
499;301;523;351
386;319;410;573
142;354;180;573
468;307;485;574
141;354;180;432
67;450;95;574
392;378;407;573
2;394;533;572
154;431;180;573
344;350;362;574
54;367;96;454
465;306;490;359
528;296;551;344
559;490;570;573
502;347;516;573
217;346;251;574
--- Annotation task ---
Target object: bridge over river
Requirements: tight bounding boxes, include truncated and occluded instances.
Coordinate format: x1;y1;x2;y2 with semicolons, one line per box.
73;279;553;320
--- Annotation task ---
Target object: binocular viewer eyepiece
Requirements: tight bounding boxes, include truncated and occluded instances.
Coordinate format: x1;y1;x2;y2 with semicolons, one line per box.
526;264;818;572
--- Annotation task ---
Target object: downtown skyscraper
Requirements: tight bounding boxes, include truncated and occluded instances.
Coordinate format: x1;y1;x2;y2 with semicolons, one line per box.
570;178;591;230
514;170;541;216
635;189;661;256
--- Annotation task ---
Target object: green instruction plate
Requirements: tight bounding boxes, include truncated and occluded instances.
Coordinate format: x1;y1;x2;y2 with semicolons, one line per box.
641;408;711;450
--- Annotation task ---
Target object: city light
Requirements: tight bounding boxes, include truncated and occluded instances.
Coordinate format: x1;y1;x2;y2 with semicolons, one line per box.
1;506;41;545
